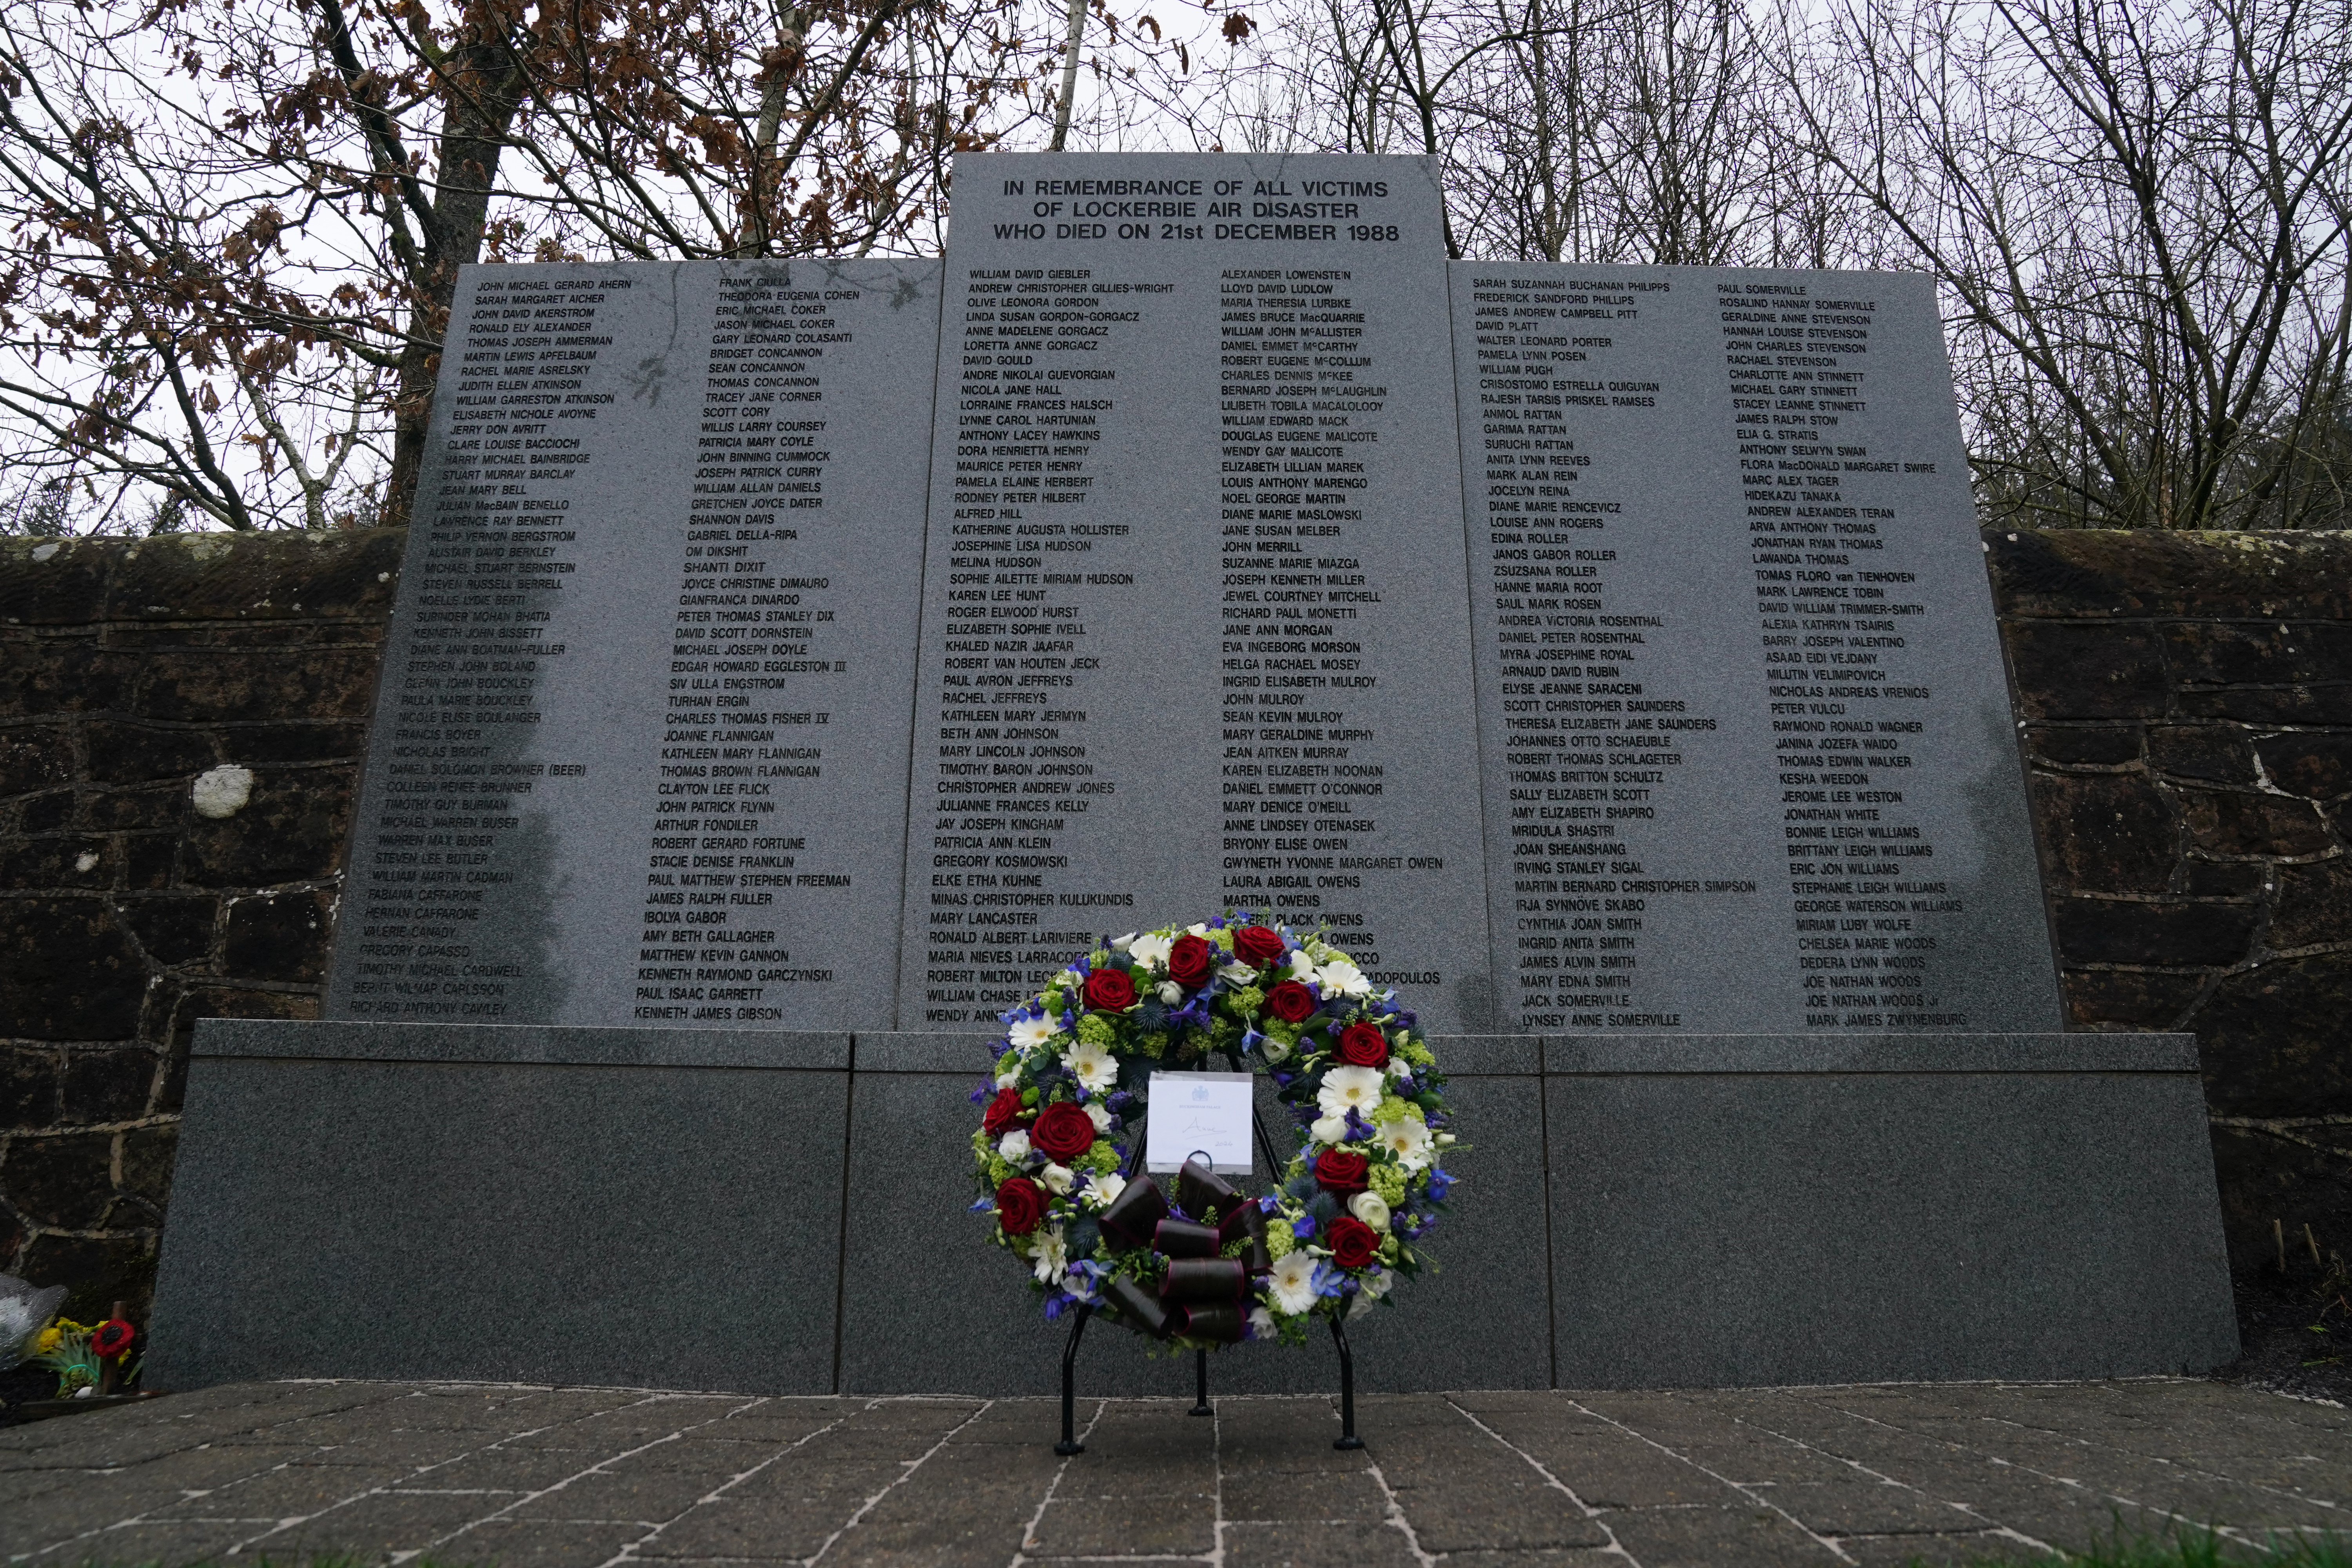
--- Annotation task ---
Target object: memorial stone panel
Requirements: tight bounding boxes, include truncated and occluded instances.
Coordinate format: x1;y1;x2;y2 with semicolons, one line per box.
326;258;943;1030
898;153;1494;1033
1454;263;2060;1032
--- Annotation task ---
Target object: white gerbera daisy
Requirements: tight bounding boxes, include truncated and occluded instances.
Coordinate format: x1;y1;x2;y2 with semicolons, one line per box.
1067;1038;1118;1093
1316;1065;1385;1118
1086;1172;1127;1209
1008;1014;1057;1051
1268;1250;1321;1314
1030;1227;1069;1285
1378;1118;1434;1171
1315;958;1371;998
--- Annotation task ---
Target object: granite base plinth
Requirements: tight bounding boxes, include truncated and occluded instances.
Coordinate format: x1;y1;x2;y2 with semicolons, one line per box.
149;1023;2234;1394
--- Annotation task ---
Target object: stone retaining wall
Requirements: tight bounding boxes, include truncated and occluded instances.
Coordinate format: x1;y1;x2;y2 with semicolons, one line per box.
0;531;401;1314
1989;530;2352;1272
1;527;2342;1310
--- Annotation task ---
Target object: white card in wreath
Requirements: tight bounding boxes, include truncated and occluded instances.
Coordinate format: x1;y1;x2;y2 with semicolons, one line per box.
1144;1072;1256;1175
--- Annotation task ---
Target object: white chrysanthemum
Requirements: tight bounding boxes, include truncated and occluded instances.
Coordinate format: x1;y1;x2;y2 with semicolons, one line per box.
1085;1101;1112;1132
1379;1118;1434;1171
1268;1250;1320;1314
1031;1227;1069;1285
1349;1191;1392;1231
1067;1039;1118;1092
1129;932;1174;970
1008;1014;1057;1051
1040;1162;1075;1195
1317;1065;1385;1118
1086;1172;1127;1209
998;1129;1033;1163
1310;1113;1348;1147
1316;958;1371;997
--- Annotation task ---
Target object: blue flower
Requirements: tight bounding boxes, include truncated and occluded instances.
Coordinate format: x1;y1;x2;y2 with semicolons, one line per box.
969;1196;996;1213
1426;1167;1456;1201
1292;1214;1319;1239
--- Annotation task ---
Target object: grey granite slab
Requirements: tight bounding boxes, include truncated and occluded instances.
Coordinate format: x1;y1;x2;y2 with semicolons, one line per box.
1545;1064;2237;1386
150;1040;848;1393
849;1029;994;1073
192;1016;851;1069
1538;1031;2198;1074
329;258;942;1032
1452;263;2061;1034
897;154;1494;1034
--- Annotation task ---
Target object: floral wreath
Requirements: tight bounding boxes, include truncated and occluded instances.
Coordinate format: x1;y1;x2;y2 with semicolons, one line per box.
968;913;1463;1350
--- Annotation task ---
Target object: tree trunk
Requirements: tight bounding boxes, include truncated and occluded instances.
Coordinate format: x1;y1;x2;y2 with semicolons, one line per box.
381;44;527;530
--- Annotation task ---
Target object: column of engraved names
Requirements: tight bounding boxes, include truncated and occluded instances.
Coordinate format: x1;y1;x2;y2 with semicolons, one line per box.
347;272;608;1020
921;265;1152;1024
1471;274;1716;1031
1722;281;1957;1026
1213;267;1399;968
635;276;844;1024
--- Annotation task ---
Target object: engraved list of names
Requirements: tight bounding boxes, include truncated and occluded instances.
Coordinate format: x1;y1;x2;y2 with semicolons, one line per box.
899;154;1494;1033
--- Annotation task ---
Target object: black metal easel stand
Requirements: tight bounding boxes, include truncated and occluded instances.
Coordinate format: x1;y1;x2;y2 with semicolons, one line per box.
1052;1082;1365;1454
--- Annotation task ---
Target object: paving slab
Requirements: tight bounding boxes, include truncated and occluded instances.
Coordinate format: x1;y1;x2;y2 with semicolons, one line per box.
0;1379;2343;1566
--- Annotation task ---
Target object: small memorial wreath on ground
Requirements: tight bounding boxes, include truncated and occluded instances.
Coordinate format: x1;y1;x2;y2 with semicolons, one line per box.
968;914;1463;1350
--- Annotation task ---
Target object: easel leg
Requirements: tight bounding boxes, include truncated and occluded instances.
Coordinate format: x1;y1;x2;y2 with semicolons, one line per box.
1329;1313;1364;1449
1056;1305;1092;1455
1189;1347;1213;1416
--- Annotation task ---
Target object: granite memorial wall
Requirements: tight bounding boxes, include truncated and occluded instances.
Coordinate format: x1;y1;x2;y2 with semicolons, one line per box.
148;152;2236;1396
322;152;2061;1035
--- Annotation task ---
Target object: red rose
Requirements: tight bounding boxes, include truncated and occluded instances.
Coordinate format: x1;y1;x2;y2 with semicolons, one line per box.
996;1177;1047;1236
1168;933;1214;987
1031;1102;1098;1162
1327;1216;1380;1270
1234;924;1287;970
1337;1023;1390;1069
1314;1148;1370;1194
982;1087;1027;1136
1083;967;1137;1012
1264;981;1316;1022
91;1318;137;1359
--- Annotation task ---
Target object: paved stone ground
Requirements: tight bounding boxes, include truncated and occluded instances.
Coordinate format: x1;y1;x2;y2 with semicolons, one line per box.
1;1380;2347;1567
